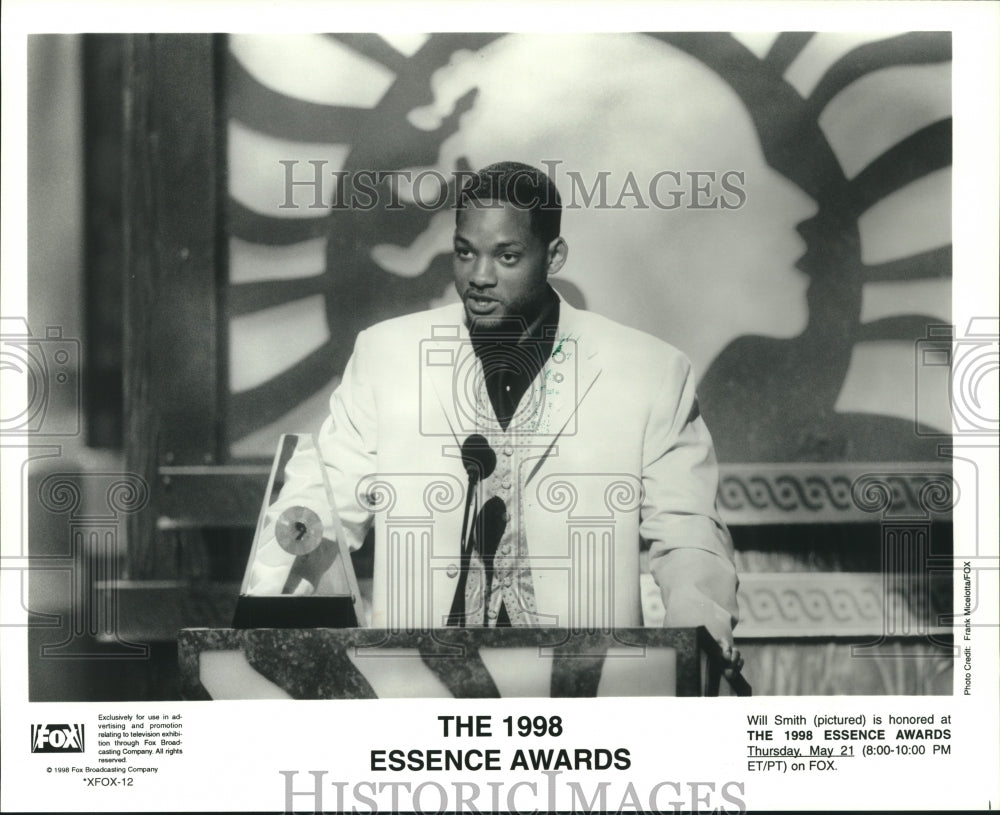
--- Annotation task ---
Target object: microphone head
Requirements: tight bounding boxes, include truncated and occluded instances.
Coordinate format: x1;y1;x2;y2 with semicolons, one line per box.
461;433;497;482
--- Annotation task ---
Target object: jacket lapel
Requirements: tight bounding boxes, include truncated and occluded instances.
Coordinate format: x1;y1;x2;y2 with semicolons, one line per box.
523;299;602;486
422;298;603;473
422;305;475;447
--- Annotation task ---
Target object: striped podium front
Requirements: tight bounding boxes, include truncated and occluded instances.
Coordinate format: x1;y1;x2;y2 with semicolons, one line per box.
178;628;749;699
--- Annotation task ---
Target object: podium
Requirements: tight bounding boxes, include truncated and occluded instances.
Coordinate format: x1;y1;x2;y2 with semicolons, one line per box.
185;436;750;699
178;627;750;699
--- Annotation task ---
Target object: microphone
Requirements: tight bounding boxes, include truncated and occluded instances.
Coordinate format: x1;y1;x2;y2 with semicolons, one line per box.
447;434;497;626
461;433;496;484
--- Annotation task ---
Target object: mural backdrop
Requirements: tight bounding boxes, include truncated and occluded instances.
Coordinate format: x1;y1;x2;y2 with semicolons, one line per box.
223;32;952;464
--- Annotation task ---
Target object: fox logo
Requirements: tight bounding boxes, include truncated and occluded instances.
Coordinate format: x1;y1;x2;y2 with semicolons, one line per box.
31;724;84;753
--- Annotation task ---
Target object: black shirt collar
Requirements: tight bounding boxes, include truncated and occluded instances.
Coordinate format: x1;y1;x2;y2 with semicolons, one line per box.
470;287;561;430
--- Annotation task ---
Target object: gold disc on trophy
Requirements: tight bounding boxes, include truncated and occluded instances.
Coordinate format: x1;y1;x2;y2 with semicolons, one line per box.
274;506;323;555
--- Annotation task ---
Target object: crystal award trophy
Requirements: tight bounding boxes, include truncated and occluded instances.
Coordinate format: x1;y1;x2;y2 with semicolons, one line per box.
233;433;361;627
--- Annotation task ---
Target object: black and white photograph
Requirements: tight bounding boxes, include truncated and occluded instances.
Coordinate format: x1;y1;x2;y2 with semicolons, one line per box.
2;2;998;812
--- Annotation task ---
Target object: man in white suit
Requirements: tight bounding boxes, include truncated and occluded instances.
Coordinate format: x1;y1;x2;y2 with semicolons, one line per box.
258;162;740;669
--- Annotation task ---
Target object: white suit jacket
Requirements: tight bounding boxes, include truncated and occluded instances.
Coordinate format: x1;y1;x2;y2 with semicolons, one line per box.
291;296;738;636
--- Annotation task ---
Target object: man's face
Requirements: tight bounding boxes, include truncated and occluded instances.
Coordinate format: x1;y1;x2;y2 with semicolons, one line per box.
453;201;554;331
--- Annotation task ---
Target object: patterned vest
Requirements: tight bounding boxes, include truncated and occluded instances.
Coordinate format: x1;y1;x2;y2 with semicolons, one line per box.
458;341;568;626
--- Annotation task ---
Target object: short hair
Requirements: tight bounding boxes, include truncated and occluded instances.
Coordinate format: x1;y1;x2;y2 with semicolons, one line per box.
456;161;562;244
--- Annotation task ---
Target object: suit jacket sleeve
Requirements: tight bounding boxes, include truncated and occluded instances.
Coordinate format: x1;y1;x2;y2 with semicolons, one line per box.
314;328;378;553
641;349;739;640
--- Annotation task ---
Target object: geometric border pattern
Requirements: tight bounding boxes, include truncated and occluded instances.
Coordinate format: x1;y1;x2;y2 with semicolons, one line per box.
718;462;953;524
642;572;953;639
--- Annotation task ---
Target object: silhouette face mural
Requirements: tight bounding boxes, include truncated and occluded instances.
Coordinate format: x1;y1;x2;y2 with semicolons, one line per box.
407;33;818;378
226;32;952;463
